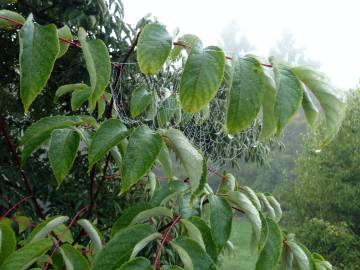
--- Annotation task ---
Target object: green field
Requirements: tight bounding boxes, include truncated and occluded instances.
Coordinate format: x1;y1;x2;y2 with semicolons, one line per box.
222;218;257;270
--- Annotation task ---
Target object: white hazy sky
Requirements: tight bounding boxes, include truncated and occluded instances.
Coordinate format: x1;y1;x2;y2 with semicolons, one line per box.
122;0;360;90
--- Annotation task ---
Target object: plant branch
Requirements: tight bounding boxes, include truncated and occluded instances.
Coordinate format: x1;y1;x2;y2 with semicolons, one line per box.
0;116;45;219
0;195;33;220
153;215;181;270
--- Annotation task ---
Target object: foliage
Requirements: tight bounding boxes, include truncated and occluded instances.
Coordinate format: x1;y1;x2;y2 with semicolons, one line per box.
280;90;360;269
0;2;346;270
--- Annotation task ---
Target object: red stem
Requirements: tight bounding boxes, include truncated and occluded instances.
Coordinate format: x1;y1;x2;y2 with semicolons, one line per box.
153;215;181;270
0;195;33;220
43;204;90;270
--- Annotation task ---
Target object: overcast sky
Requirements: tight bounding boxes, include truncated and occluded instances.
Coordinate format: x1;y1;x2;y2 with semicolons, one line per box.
122;0;360;90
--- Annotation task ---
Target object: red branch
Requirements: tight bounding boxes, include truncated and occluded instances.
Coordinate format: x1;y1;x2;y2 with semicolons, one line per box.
0;15;272;67
0;195;33;220
43;204;90;270
153;215;181;270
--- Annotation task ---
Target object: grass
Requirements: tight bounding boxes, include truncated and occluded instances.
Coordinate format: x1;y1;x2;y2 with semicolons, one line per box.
221;217;258;270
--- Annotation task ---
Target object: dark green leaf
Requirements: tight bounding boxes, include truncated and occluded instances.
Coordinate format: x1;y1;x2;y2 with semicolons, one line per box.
137;23;172;75
226;56;265;133
180;46;225;112
0;9;25;29
0;222;16;266
19;16;59;111
209;194;232;250
54;83;88;102
27;216;69;243
60;244;90;270
88;119;128;168
130;86;153;118
57;25;72;58
71;85;91;111
157;143;173;178
302;87;319;128
121;126;162;194
117;257;153;270
150;181;189;207
79;27;111;111
259;75;277;140
217;172;236;193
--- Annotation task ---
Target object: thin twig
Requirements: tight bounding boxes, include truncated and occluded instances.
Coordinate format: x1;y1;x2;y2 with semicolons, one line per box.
0;195;33;220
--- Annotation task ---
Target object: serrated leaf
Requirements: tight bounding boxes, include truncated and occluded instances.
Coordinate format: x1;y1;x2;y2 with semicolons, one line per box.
130;86;153;118
150;181;189;207
287;240;317;270
27;216;69;243
92;224;156;270
77;219;103;253
20;115;97;165
137;23;172;74
181;219;205;250
71;85;91;111
302;87;319;128
60;244;90;270
48;128;80;186
0;222;16;266
189;216;218;262
1;238;53;270
118;257;153;270
271;61;303;134
259;75;277;140
267;196;282;222
161;129;203;192
157;143;173;178
170;34;202;60
255;218;283;270
170;238;217;270
226;191;262;244
209;194;232;250
54;83;88;102
180;46;225;112
57;25;72;58
240;186;262;211
291;67;346;145
226;56;266;133
0;9;25;29
19;16;60;111
88;119;128;168
258;193;276;220
78;27;111;111
121;126;162;194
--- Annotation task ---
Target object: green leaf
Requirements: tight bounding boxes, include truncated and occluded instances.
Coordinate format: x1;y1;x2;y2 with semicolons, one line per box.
111;203;151;237
27;216;69;243
0;10;25;29
130;232;161;258
1;238;53;270
180;219;205;250
257;193;276;221
267;196;282;222
92;224;156;270
189;216;218;262
77;219;103;253
150;181;189;207
170;238;217;270
302;87;319;128
157;96;179;127
226;191;262;244
0;222;16;266
54;83;88;102
287;240;317;270
161;129;203;192
71;85;91;111
240;186;262;211
190;158;208;203
137;23;172;75
97;98;106;119
57;25;72;58
48;128;80;186
157;143;173;178
271;61;303;134
217;172;236;193
180;46;225;112
170;34;202;60
226;56;266;133
88;119;128;168
291;67;346;145
19;16;60;111
161;266;184;270
117;257;153;270
130;86;153;118
130;207;173;226
78;27;111;111
209;194;232;250
121;126;162;194
20;115;97;165
59;244;90;270
259;75;277;140
255;218;283;270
